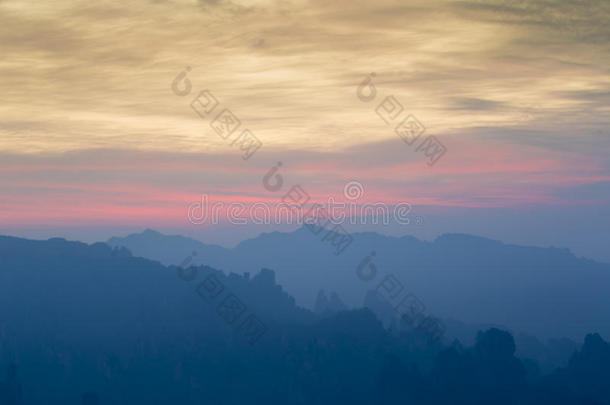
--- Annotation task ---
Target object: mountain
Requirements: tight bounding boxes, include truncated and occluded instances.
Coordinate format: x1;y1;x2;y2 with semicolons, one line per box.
2;234;605;404
0;235;399;404
107;228;228;266
0;234;313;348
107;227;610;340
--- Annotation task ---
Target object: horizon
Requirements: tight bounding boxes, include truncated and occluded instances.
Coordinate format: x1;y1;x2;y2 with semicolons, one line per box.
2;217;608;264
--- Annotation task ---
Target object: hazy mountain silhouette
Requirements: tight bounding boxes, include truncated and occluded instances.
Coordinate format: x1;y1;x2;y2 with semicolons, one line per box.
107;229;227;266
1;234;607;404
107;227;610;340
0;235;312;344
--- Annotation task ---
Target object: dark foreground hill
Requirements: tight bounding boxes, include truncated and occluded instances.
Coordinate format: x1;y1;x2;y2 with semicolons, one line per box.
1;235;610;404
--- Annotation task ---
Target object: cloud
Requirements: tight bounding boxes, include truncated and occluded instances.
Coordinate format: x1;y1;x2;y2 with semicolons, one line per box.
452;0;610;43
0;0;608;226
554;90;610;108
555;181;610;202
1;0;607;153
449;97;508;111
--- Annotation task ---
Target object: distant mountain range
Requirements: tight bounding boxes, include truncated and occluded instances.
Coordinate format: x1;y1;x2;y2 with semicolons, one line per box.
0;233;593;371
107;228;610;340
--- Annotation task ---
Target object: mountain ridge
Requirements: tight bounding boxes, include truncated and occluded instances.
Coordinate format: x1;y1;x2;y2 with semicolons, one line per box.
103;227;610;340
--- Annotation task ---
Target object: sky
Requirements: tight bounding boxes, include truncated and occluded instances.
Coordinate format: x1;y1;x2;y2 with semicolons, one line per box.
0;0;609;260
